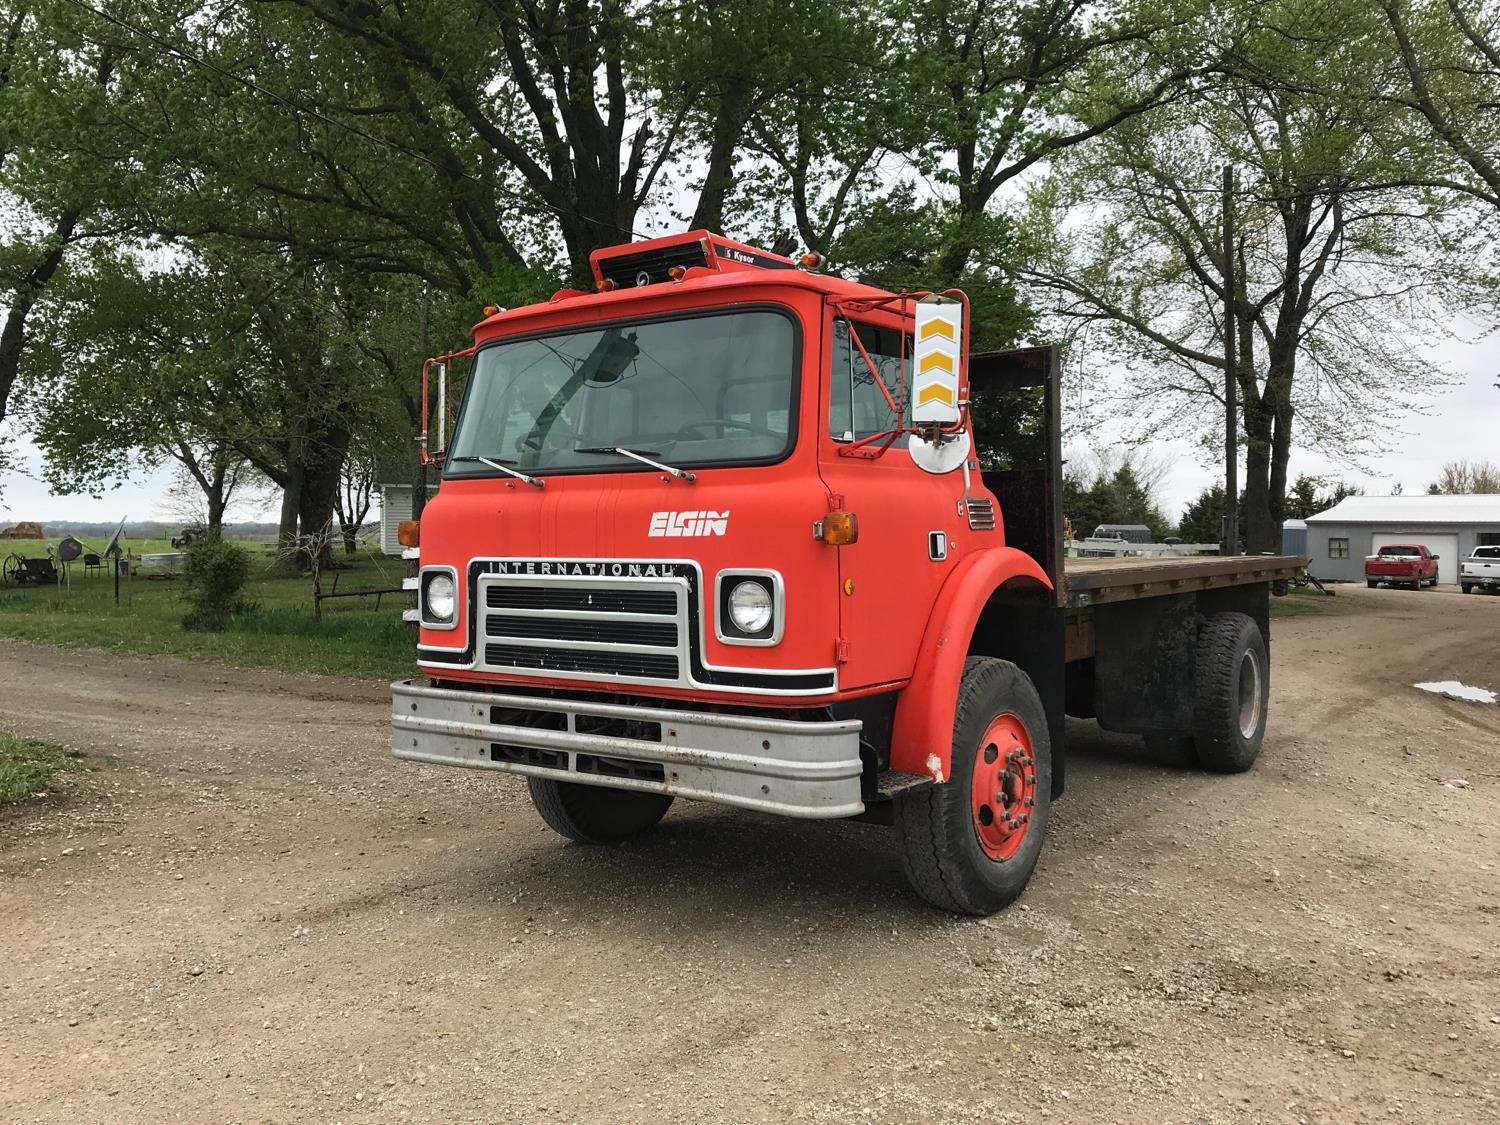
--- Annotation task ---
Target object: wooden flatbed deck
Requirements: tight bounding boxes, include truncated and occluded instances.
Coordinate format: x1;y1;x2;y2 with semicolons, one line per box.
1062;554;1305;609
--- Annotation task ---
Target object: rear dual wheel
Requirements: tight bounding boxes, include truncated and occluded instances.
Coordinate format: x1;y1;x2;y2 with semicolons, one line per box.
1141;612;1268;774
896;657;1052;916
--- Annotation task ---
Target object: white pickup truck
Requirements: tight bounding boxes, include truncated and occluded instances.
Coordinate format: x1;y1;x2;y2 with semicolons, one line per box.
1460;546;1500;594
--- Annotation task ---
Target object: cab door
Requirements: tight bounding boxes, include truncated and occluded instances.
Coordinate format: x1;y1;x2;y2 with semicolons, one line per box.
814;310;966;694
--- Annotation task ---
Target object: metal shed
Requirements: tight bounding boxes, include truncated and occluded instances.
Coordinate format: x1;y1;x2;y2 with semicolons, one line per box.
1304;495;1500;585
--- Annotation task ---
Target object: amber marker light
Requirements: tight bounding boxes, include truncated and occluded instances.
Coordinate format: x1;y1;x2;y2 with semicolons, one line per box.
482;305;502;316
397;520;420;548
596;278;617;292
799;251;825;269
668;265;687;281
821;510;859;545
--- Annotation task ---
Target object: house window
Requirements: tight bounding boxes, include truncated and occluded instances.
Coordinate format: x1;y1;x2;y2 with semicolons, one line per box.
1328;538;1350;559
1478;532;1500;546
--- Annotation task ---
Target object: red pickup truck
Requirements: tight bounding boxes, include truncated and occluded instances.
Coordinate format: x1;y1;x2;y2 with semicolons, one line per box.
1365;544;1439;589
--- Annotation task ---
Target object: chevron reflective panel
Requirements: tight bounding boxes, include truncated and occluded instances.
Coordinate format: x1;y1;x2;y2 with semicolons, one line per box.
912;296;963;424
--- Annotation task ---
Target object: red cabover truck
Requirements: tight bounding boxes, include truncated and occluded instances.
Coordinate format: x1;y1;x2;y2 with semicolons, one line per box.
393;231;1303;915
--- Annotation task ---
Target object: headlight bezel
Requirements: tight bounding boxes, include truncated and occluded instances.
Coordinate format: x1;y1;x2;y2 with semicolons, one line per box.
715;570;782;646
420;566;459;628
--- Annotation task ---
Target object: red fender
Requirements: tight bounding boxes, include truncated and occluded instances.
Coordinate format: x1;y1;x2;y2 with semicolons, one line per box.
889;547;1053;782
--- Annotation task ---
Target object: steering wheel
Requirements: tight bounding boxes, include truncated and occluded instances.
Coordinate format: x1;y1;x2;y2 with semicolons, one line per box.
673;418;782;441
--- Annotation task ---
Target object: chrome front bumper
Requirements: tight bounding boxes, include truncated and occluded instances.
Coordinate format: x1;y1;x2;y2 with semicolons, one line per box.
391;680;865;818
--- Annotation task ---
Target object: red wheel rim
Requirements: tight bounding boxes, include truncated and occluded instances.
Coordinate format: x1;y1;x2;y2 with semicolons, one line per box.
970;713;1037;861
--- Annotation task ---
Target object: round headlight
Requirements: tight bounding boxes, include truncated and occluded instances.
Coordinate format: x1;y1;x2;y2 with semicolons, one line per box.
425;573;456;621
727;580;773;634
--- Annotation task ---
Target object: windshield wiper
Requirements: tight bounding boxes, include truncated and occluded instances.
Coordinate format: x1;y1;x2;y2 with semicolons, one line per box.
448;455;544;489
572;446;695;483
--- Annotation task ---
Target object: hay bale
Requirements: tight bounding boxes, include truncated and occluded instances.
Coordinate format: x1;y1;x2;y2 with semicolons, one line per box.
0;521;44;540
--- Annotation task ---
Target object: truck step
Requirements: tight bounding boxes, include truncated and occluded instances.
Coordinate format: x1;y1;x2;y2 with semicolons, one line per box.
874;770;935;800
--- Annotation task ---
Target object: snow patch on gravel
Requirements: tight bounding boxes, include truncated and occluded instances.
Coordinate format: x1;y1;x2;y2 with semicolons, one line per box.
1414;680;1497;704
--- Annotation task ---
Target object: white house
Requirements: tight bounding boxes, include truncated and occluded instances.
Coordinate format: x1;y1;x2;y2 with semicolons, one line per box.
377;476;438;556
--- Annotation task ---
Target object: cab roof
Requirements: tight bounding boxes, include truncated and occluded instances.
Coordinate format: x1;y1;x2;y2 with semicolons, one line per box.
475;230;900;335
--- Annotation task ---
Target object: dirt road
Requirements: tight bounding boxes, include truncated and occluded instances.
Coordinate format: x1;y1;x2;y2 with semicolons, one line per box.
2;586;1498;1123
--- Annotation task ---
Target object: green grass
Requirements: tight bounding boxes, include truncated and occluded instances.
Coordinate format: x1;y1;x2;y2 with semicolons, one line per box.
0;546;416;680
1270;584;1339;618
0;730;88;807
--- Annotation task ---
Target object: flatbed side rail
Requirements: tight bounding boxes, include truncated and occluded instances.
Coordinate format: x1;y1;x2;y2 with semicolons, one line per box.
1062;554;1306;609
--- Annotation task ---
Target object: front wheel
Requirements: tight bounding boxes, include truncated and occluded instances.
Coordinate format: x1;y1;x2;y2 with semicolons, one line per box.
527;778;673;843
895;657;1051;916
1461;583;1474;594
1366;579;1378;588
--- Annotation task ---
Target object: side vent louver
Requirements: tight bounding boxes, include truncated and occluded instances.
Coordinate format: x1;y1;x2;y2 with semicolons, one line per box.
967;497;997;531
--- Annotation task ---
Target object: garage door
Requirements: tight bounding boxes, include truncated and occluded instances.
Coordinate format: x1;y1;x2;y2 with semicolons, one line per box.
1372;533;1460;585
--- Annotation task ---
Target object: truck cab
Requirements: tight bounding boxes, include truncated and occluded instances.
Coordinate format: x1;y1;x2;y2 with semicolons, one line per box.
394;231;1289;915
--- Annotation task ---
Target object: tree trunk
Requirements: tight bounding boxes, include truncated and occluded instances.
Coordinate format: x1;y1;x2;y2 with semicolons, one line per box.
275;468;303;574
205;481;227;536
0;210;80;426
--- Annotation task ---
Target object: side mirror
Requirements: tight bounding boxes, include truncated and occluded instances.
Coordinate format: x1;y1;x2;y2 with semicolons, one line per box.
909;292;969;474
1431;554;1440;561
420;347;476;464
421;357;445;464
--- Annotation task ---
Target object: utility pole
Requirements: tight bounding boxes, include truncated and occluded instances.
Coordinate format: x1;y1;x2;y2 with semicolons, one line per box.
1222;165;1238;556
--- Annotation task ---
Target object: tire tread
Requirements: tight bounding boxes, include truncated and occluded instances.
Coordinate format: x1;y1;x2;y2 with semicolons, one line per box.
1192;613;1265;774
895;657;1051;915
528;777;672;843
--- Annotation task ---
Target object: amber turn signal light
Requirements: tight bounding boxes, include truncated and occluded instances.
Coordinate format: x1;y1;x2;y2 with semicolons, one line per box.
820;510;858;545
482;304;501;316
397;519;420;548
668;265;687;281
799;251;825;269
595;278;617;292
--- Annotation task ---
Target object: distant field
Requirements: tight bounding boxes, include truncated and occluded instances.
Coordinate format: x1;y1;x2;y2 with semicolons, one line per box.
0;540;414;680
0;537;180;558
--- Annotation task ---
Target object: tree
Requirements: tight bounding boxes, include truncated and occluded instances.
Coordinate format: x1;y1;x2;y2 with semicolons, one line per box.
1377;0;1500;211
0;0;142;428
1427;458;1500;493
1062;455;1172;540
1178;484;1229;544
1283;474;1361;519
23;253;259;535
897;0;1206;282
1023;0;1470;552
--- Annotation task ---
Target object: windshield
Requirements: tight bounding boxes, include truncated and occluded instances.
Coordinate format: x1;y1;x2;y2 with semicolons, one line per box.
446;309;796;476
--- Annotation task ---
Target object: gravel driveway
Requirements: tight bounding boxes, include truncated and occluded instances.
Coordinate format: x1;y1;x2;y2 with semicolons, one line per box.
2;586;1497;1123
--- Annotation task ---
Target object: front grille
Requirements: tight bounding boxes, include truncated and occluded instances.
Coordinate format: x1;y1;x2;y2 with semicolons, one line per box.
486;586;676;615
484;643;681;680
479;571;688;685
486;614;677;648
